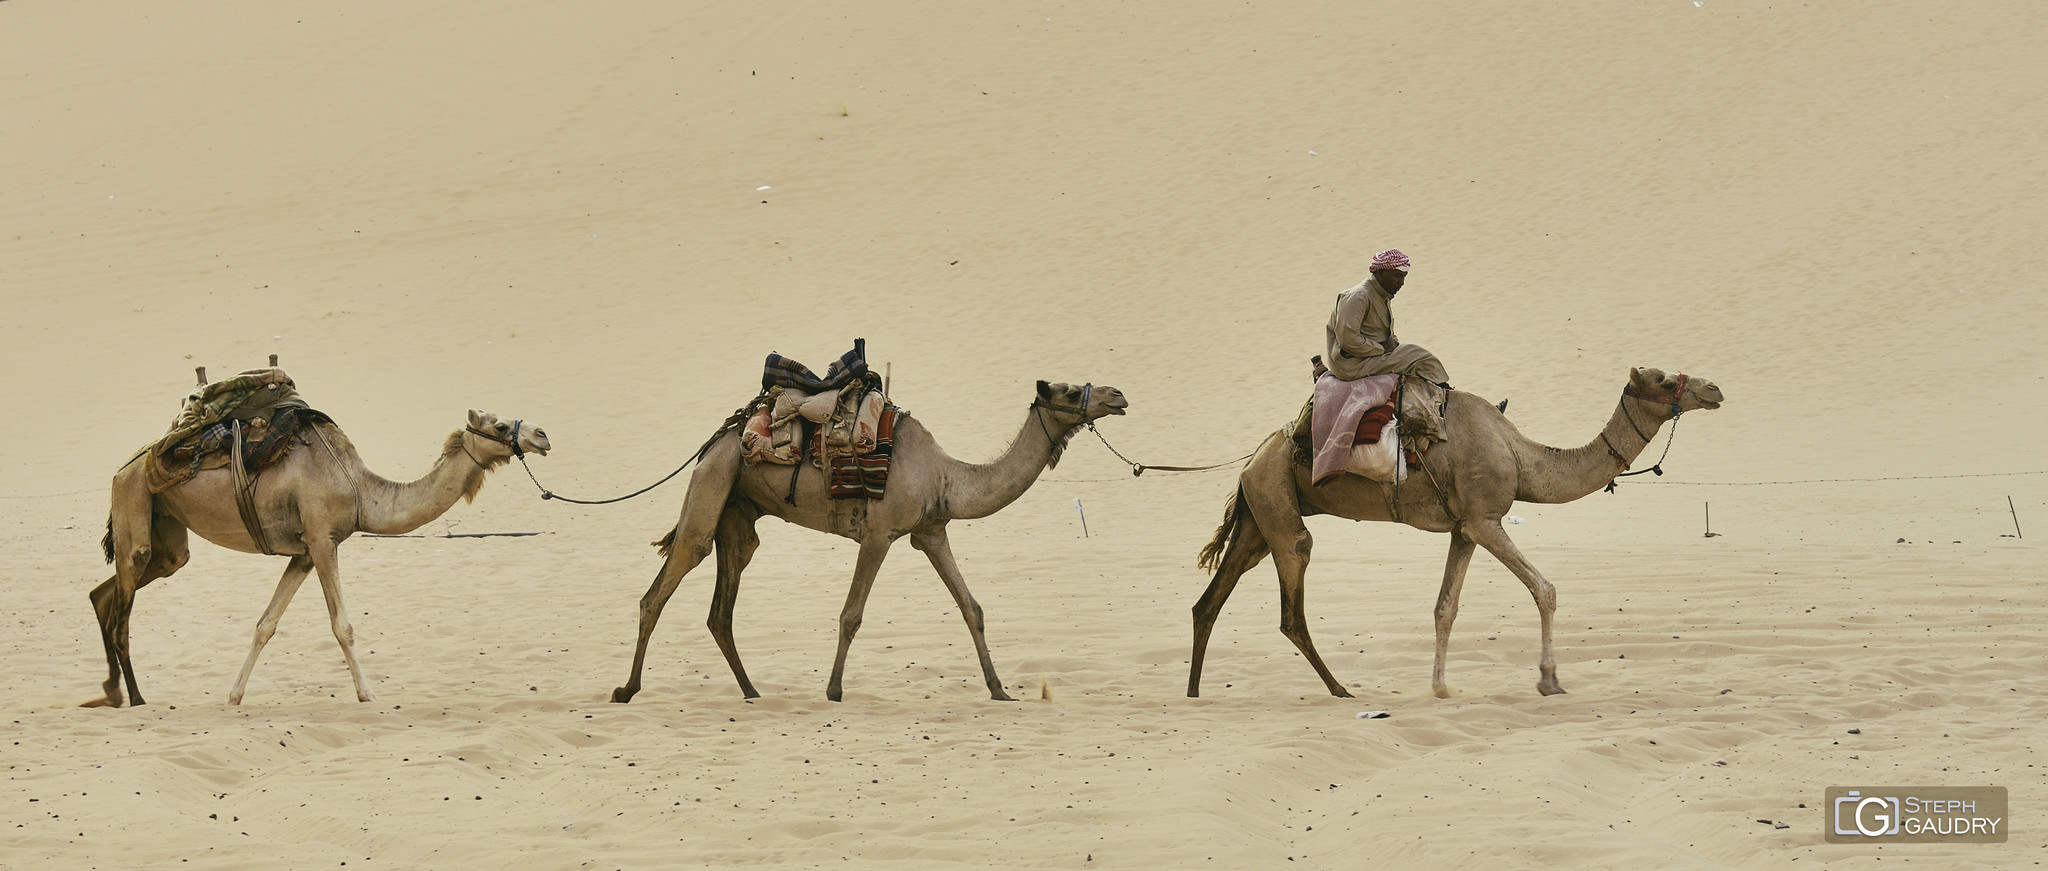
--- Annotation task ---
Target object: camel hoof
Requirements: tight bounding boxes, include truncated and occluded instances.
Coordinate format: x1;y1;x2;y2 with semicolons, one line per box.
1329;687;1355;699
1433;685;1454;699
990;691;1017;702
79;696;120;708
610;687;635;703
1537;681;1566;696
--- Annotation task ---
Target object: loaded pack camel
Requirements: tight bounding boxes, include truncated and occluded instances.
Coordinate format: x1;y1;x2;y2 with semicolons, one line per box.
1189;367;1722;699
87;410;550;707
612;380;1128;704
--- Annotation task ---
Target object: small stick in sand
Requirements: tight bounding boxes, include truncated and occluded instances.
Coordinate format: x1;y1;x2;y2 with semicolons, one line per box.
2009;495;2023;539
194;366;207;386
1704;502;1720;538
1040;676;1051;701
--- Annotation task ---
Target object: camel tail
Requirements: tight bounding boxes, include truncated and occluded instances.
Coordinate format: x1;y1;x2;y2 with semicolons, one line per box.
102;516;115;565
1197;486;1249;572
652;528;677;558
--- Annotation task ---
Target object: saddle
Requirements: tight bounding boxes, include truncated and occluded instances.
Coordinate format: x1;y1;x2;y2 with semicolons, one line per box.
1296;358;1450;484
737;342;903;501
139;367;333;553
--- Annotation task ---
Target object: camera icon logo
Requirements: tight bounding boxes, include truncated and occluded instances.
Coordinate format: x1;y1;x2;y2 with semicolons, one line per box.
1833;790;1902;837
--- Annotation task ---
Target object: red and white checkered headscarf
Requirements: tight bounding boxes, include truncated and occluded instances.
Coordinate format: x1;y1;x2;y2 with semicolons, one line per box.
1370;249;1411;273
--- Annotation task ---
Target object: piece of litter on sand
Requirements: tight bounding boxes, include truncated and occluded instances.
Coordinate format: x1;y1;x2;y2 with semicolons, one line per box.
1755;819;1789;829
1355;710;1390;720
1505;515;1525;524
756;185;772;191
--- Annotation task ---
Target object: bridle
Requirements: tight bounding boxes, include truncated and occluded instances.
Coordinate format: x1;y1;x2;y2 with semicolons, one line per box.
1602;373;1690;490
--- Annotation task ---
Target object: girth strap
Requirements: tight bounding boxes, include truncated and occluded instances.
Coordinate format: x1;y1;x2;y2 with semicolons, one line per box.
229;420;278;555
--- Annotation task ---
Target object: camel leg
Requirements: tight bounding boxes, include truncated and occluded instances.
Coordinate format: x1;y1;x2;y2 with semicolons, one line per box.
1464;520;1564;696
227;555;314;705
303;539;375;702
1240;478;1351;698
1431;531;1478;699
910;527;1013;702
826;537;893;702
612;531;715;703
86;510;187;707
1188;508;1271;697
614;446;740;704
706;506;762;699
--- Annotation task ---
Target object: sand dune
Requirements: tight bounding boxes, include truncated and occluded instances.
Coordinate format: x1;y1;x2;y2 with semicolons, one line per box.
3;2;2043;868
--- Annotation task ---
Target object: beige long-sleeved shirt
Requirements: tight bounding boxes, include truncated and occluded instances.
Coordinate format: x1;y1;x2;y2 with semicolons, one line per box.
1324;276;1398;380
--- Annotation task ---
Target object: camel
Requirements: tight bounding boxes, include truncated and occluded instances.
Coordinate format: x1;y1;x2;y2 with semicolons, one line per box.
611;380;1128;704
86;410;550;707
1189;367;1723;699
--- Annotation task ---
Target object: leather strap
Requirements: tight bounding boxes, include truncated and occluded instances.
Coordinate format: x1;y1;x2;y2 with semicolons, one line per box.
230;420;277;555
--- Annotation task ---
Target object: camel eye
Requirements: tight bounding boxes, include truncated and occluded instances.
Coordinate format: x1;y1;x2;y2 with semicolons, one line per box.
495;423;510;434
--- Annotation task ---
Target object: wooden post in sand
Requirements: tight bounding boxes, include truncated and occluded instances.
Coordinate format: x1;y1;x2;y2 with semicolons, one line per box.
884;362;892;397
269;354;279;367
194;366;207;386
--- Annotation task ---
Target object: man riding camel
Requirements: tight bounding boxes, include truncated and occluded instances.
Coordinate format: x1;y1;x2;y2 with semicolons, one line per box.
1323;248;1449;386
1306;248;1451;485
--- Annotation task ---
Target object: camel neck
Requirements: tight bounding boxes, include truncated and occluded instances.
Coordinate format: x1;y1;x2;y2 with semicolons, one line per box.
940;406;1069;520
1513;397;1665;504
354;432;494;535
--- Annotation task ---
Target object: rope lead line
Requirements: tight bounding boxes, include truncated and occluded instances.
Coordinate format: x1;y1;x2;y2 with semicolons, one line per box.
1087;423;1253;476
515;425;730;506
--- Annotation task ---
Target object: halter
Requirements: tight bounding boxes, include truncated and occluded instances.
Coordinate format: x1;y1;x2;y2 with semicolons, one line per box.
464;419;527;465
1604;373;1689;490
1031;383;1094;445
1031;383;1094;417
1622;373;1690;420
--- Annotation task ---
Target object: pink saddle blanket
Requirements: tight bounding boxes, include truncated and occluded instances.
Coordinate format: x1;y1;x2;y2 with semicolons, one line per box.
1309;373;1398;486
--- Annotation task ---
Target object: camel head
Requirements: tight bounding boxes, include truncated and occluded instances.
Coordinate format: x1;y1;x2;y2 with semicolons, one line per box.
463;409;552;464
1033;381;1130;424
1626;367;1724;418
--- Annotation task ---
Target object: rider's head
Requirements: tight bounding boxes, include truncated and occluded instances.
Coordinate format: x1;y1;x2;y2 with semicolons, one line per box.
1370;248;1410;294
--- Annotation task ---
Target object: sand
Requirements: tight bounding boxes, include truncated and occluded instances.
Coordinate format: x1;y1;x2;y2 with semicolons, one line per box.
3;2;2044;868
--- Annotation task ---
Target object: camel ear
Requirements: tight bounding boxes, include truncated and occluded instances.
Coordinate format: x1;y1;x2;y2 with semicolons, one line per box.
1632;367;1664;386
1036;380;1054;400
467;409;489;428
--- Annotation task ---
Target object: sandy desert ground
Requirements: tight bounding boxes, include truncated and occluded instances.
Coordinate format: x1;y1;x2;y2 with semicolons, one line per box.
3;2;2044;868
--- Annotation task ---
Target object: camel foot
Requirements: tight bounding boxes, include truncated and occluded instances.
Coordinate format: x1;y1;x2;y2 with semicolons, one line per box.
1433;685;1453;699
1537;679;1566;696
1328;686;1355;699
79;696;121;708
610;686;637;704
990;690;1017;702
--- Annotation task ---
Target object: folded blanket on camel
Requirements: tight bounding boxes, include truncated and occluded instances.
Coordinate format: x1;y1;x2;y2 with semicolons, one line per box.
742;384;887;465
1304;373;1448;486
1309;374;1397;486
140;368;331;493
761;338;868;393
